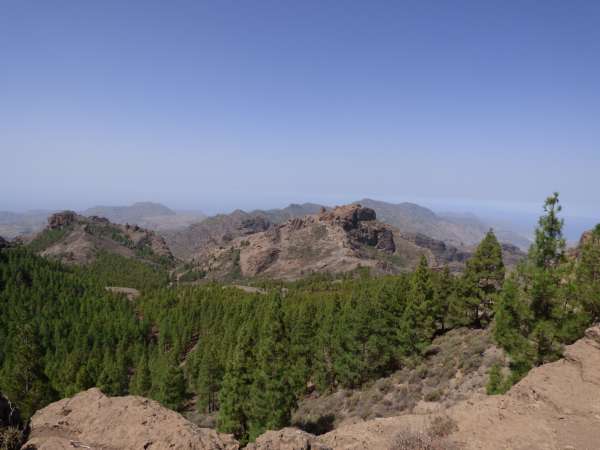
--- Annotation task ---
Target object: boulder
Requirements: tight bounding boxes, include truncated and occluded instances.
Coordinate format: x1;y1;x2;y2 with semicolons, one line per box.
22;388;238;450
245;427;331;450
47;211;77;229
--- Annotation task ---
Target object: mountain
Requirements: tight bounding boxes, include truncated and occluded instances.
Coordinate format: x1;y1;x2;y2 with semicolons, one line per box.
27;210;173;266
83;202;206;231
164;203;325;260
22;325;600;449
176;204;471;281
358;198;531;249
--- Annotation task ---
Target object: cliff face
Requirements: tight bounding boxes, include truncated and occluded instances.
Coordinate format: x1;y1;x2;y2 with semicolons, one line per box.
30;211;173;265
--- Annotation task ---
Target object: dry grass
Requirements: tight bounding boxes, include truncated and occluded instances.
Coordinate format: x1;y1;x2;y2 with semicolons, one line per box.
0;427;24;450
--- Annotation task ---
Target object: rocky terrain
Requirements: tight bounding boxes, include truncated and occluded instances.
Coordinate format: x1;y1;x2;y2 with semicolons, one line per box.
22;388;238;450
164;203;324;260
28;211;173;265
22;324;600;449
177;204;471;281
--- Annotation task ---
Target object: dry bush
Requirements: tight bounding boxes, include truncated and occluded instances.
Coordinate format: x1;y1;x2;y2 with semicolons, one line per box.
392;430;457;450
0;427;24;450
428;415;458;438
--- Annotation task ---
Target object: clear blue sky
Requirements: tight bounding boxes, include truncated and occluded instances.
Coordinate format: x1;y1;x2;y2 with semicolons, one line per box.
1;0;599;217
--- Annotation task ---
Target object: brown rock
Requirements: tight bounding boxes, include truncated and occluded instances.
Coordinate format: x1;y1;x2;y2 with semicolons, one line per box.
245;428;331;450
47;211;77;229
22;388;238;450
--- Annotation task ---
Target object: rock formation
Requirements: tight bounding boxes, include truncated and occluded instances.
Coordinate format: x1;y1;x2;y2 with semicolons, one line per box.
22;388;238;450
31;211;174;265
177;204;485;281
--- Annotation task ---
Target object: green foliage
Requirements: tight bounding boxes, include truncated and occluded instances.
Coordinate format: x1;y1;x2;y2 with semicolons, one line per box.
486;363;510;395
0;324;57;421
78;250;169;290
576;224;600;321
459;230;505;327
27;227;71;253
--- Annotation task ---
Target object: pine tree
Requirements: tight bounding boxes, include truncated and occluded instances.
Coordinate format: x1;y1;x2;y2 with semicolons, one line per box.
433;266;454;332
195;346;222;413
155;353;186;411
217;324;255;445
0;324;56;420
576;224;600;321
461;230;505;327
247;295;296;442
398;256;435;356
130;353;151;397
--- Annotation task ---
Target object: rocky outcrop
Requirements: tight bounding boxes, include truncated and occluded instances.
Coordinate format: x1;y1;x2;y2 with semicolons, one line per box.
32;212;174;266
47;211;77;229
22;388;238;450
245;428;331;450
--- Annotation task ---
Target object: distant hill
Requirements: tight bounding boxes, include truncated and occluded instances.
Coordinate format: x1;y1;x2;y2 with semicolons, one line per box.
83;202;206;231
0;210;56;238
358;199;530;250
27;211;173;266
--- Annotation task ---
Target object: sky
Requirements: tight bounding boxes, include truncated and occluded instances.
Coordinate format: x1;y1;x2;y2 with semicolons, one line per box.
1;0;599;219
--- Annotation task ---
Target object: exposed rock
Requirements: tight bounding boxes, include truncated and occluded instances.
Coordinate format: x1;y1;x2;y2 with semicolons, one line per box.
239;216;271;235
245;428;331;450
47;210;77;229
105;286;141;301
22;388;238;450
318;204;376;231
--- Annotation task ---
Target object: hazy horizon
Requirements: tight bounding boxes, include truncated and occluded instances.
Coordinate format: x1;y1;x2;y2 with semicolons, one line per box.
2;1;599;218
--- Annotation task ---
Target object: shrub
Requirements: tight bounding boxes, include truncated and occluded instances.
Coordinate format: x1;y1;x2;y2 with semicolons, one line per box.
0;427;24;450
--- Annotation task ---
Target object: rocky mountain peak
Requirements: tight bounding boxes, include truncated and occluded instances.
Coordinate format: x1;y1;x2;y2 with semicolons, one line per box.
318;204;376;230
47;210;78;229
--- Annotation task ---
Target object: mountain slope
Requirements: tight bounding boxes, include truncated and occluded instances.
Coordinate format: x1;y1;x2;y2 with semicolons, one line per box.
358;198;530;249
28;211;173;266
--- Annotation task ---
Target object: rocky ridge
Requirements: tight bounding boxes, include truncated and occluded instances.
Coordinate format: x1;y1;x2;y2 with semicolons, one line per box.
30;211;173;265
180;204;467;281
